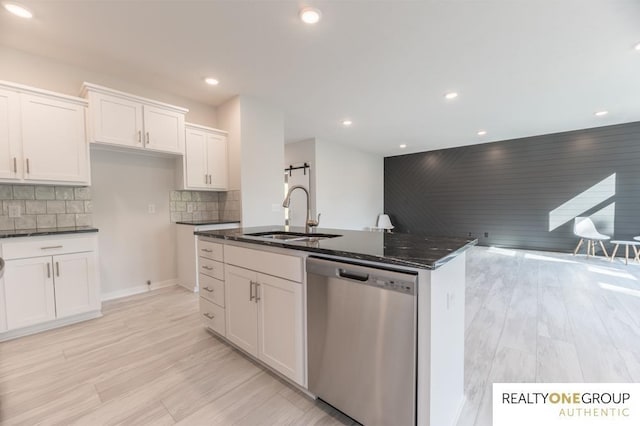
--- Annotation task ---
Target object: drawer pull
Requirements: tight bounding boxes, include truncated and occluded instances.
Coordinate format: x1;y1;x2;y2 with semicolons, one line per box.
46;262;51;278
203;286;214;292
41;245;63;250
202;266;214;270
201;248;213;253
203;313;215;320
13;157;17;173
56;261;60;277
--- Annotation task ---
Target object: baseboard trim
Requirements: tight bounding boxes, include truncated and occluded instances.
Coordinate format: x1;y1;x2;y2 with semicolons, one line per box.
0;310;103;342
101;279;178;301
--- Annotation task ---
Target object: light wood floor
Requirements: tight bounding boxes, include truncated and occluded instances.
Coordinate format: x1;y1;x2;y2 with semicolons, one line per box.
1;246;639;425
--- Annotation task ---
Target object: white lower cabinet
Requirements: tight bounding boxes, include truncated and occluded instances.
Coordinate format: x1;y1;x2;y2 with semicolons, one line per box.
225;265;259;356
225;263;305;386
0;234;101;340
3;256;56;330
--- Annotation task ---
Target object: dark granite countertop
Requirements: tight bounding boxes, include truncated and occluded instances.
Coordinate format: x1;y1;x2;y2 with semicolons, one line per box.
195;225;476;270
176;220;241;226
0;226;99;239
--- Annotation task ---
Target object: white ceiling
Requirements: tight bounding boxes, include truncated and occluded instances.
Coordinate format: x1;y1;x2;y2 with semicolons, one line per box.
1;0;639;156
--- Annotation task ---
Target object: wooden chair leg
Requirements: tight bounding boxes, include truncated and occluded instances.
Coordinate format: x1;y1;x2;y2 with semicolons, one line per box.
599;240;609;258
611;244;619;262
573;239;584;256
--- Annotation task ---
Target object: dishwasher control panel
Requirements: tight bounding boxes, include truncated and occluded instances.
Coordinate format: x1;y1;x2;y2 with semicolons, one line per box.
373;276;415;294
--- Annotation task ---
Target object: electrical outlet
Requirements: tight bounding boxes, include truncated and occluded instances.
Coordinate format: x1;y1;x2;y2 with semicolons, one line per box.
148;204;156;214
187;204;194;213
484;232;489;238
8;204;21;218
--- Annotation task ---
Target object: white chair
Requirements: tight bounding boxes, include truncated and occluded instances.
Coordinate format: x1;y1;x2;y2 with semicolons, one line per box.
573;216;610;258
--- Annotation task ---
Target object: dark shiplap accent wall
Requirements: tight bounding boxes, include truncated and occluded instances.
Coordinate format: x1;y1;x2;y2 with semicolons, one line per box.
384;122;640;252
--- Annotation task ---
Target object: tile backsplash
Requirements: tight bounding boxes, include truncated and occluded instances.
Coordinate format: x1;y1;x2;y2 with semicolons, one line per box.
169;190;241;222
0;184;92;231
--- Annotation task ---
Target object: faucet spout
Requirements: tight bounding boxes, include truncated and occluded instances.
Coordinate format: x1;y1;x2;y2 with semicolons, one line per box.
282;185;313;233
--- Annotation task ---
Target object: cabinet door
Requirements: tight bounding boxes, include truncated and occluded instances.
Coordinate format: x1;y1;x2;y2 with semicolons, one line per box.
0;88;21;181
143;105;184;154
3;256;56;330
53;252;99;319
20;94;89;184
89;92;143;148
225;265;258;357
184;128;209;189
207;133;228;190
257;273;305;385
0;277;7;332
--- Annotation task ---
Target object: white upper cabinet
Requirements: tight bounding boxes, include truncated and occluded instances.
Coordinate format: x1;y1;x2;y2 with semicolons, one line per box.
180;123;228;191
0;88;20;181
143;105;185;154
82;83;188;155
88;91;144;148
21;94;89;183
0;81;90;186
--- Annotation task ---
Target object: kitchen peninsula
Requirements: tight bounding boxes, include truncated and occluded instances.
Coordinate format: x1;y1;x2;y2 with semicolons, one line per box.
194;226;476;426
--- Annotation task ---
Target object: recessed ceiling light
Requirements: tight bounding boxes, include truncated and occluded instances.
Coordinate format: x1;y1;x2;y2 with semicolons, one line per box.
594;110;609;117
444;92;458;100
300;6;321;24
204;77;219;86
3;2;32;18
477;130;487;136
399;144;407;149
342;119;352;127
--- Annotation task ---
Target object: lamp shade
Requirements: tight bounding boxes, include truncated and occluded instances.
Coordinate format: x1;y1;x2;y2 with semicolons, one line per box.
377;214;394;229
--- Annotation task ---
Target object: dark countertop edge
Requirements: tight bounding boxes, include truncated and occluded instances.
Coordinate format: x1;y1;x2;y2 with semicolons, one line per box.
0;227;99;239
176;220;241;226
194;231;477;270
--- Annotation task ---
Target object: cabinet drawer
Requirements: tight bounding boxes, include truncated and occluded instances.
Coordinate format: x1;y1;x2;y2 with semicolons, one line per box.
224;245;302;282
2;237;94;260
200;298;225;336
199;258;224;281
197;239;223;262
199;274;224;307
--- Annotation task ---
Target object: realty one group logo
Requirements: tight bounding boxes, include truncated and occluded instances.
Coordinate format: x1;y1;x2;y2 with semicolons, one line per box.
493;383;640;426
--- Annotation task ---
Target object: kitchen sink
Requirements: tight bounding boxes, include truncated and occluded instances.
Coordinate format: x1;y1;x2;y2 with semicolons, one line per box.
243;231;342;242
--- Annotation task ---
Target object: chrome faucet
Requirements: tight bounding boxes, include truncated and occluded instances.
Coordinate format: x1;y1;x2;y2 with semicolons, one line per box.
282;185;320;233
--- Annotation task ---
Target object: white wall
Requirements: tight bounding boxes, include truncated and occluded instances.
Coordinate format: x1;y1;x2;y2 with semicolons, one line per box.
217;96;285;227
216;96;242;190
240;96;285;227
91;149;177;299
315;140;383;230
284;139;316;226
0;45;217;126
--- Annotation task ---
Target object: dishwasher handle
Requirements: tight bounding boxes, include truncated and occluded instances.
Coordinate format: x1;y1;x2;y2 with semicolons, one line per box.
338;269;369;282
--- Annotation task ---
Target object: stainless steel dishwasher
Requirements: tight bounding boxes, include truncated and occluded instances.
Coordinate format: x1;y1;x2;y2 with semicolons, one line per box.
306;256;418;426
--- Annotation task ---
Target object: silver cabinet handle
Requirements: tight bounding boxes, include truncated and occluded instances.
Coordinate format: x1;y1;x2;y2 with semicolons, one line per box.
204;173;208;184
202;265;213;270
13;157;17;173
254;282;261;303
203;313;215;320
203;286;214;292
26;158;30;174
201;248;213;253
46;263;51;278
41;245;63;250
146;132;150;144
138;130;141;143
56;262;60;277
249;280;255;301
